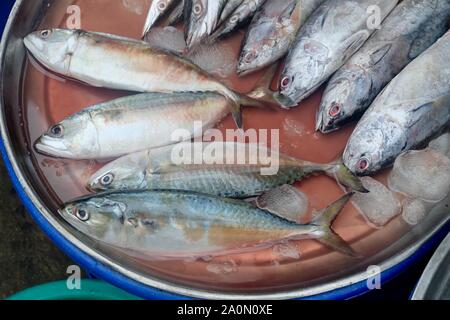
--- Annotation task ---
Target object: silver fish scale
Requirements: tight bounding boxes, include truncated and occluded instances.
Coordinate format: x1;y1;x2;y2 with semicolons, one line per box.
116;191;301;230
145;165;309;197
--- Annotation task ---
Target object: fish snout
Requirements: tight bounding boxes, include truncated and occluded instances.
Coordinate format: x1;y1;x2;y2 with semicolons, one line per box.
316;102;342;133
34;134;73;159
87;176;103;192
23;33;46;59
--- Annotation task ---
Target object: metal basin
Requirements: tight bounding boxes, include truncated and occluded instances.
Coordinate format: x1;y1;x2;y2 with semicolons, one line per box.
0;0;449;299
412;233;450;300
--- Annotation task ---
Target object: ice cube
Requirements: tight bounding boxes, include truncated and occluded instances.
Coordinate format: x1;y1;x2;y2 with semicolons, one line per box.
352;177;401;227
144;26;187;54
206;260;238;275
401;198;427;226
272;241;301;260
186;43;237;78
428;133;450;158
122;0;146;15
388;149;450;203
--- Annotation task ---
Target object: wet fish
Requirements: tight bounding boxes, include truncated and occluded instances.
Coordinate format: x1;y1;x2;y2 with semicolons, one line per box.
61;190;358;257
317;0;450;133
88;142;367;195
275;0;398;108
184;0;227;48
164;0;185;26
34;92;231;160
343;32;450;175
23;29;261;128
218;0;244;26
142;0;179;37
238;0;325;75
211;0;267;41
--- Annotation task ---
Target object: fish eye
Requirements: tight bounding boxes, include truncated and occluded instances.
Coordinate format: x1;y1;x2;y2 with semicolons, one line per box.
100;173;114;187
157;1;167;11
357;157;370;171
193;2;203;16
229;15;239;24
49;124;64;138
244;51;256;63
328;103;341;118
281;76;291;89
76;208;90;222
40;30;51;38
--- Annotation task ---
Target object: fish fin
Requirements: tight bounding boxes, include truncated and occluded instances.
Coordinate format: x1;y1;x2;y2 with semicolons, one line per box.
287;0;303;25
313;193;360;257
322;161;368;193
225;92;265;129
411;94;450;127
255;185;308;223
317;229;360;257
369;43;392;66
341;30;371;62
245;63;280;107
229;100;244;130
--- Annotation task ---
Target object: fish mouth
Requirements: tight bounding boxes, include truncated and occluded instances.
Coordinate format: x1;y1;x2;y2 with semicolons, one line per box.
58;204;77;224
87;176;106;192
273;93;297;109
236;66;253;77
315;115;338;134
23;34;42;52
34;135;74;159
23;34;46;62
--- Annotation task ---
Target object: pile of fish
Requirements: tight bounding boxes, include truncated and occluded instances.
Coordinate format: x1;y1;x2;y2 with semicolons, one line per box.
23;0;450;260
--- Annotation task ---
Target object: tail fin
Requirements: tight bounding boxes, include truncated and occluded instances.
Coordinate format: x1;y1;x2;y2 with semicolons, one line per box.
227;90;276;130
223;62;281;128
323;161;368;193
312;193;360;257
245;63;280;106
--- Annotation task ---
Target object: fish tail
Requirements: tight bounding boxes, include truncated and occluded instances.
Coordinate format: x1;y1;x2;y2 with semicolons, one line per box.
245;63;280;106
312;193;360;257
224;89;275;130
323;161;368;193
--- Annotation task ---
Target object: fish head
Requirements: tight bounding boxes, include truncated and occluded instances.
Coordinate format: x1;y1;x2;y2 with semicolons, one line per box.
237;44;268;76
35;112;98;159
60;197;127;237
275;39;330;108
343;116;406;175
317;66;371;133
89;152;148;191
237;20;282;75
185;0;209;47
24;29;79;75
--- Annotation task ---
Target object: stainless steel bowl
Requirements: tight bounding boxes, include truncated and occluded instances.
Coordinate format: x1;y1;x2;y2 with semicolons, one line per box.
1;0;449;299
412;232;450;300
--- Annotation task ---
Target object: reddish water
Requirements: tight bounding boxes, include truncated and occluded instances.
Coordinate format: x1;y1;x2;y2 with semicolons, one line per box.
20;0;412;293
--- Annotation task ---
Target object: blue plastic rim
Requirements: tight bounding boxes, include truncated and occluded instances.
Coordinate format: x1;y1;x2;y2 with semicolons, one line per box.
0;0;449;300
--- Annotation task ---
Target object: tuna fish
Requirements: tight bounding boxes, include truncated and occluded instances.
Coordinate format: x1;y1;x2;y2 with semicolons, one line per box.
238;0;324;75
343;32;450;175
317;0;450;133
275;0;398;108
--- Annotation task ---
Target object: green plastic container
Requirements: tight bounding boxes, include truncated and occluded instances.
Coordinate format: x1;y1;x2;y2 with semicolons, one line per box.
7;279;140;300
